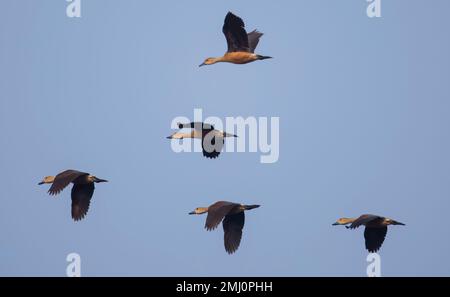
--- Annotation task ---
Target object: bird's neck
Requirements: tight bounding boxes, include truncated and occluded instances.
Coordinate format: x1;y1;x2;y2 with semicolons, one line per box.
46;176;56;184
197;207;209;214
211;57;225;64
342;218;356;225
172;131;196;139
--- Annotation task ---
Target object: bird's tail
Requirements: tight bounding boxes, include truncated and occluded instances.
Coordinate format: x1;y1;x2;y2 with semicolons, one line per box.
256;55;272;60
244;204;260;210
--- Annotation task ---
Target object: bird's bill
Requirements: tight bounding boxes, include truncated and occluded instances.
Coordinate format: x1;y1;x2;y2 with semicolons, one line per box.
392;220;405;226
167;133;185;139
332;222;340;226
38;181;45;185
199;62;206;67
95;178;108;183
188;211;196;215
224;132;238;138
244;204;260;210
167;132;182;139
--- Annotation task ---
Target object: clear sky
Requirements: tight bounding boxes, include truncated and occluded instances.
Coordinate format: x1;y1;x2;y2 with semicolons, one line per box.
1;0;449;276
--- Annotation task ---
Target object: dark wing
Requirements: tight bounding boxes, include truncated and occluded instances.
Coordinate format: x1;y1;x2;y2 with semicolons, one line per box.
205;201;239;231
349;214;382;229
48;170;89;196
223;212;245;254
222;12;250;52
247;30;263;53
71;183;95;221
202;131;224;159
178;122;214;131
364;227;388;253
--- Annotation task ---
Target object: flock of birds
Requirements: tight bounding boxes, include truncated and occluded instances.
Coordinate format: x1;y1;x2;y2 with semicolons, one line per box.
39;12;405;255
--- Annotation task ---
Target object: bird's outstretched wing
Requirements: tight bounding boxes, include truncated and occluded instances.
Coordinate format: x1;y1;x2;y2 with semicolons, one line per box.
71;183;95;221
247;30;263;53
178;122;214;131
223;212;245;254
364;226;388;253
205;201;239;231
222;12;250;53
349;214;382;229
202;131;224;159
48;170;89;196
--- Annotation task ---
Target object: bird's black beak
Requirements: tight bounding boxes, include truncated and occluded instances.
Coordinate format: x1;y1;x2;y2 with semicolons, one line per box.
332;222;339;226
189;211;196;215
393;221;405;226
166;135;173;139
199;62;206;67
38;181;44;185
223;132;238;138
95;178;108;183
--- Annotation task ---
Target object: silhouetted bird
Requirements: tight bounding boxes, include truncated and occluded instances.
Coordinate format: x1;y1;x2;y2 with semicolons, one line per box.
38;170;107;221
333;214;405;253
189;201;260;254
167;122;237;159
199;12;272;66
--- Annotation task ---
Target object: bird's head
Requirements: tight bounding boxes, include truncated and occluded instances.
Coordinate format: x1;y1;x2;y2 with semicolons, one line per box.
38;176;54;185
332;218;353;226
167;132;185;139
386;218;405;226
199;58;218;67
189;207;208;215
89;175;108;183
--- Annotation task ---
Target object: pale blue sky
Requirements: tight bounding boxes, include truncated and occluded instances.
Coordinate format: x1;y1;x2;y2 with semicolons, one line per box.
1;0;449;276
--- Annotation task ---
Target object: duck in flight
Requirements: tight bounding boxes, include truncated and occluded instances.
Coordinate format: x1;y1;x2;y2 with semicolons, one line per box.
166;122;237;159
38;169;108;221
199;12;272;66
332;214;405;253
189;201;260;254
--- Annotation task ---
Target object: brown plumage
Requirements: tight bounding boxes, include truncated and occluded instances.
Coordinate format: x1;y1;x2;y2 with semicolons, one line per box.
38;169;108;221
333;214;405;253
199;12;272;66
189;201;260;254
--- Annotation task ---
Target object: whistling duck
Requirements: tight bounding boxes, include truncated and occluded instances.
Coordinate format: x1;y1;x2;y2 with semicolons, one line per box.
199;12;272;66
189;201;260;254
38;169;108;221
333;214;405;253
167;122;237;159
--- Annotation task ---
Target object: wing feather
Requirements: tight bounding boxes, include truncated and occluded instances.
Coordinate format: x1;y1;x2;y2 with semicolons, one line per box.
364;227;388;253
349;214;382;229
222;12;250;52
48;170;89;196
71;183;95;221
223;212;245;254
205;201;239;231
